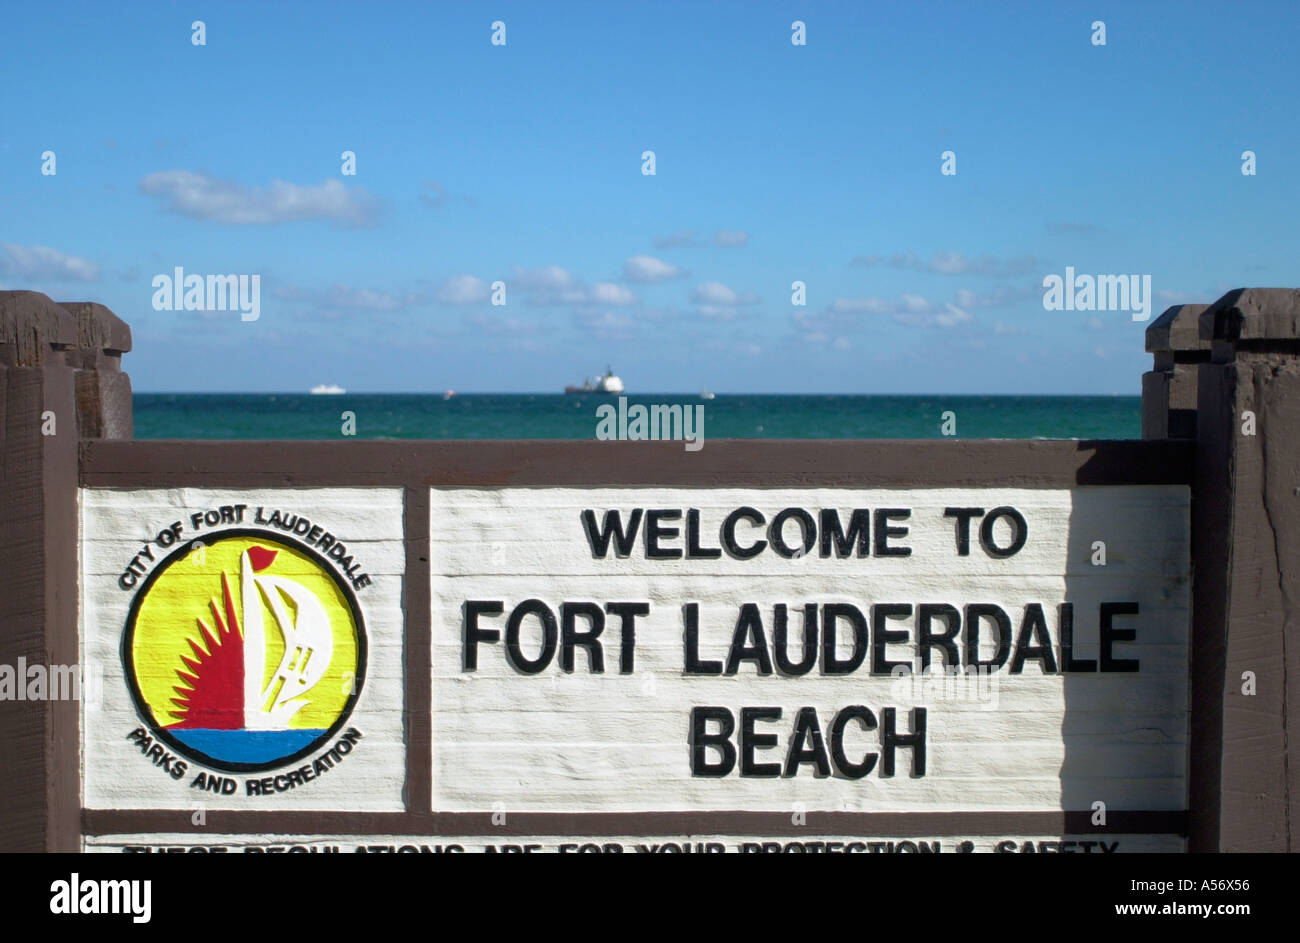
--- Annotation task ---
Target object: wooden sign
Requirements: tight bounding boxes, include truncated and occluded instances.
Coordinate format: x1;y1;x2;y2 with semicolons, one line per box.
81;488;407;811
75;478;1190;848
430;486;1189;817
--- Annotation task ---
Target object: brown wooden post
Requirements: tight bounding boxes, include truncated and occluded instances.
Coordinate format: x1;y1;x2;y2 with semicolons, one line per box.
1191;287;1300;851
0;290;132;852
59;301;134;440
1143;304;1211;440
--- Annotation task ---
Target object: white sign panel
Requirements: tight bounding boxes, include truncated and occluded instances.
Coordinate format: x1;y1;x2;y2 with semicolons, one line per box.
430;486;1190;814
81;487;406;811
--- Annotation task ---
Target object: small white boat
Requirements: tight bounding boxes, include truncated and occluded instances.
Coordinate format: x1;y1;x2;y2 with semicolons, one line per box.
443;390;456;400
310;384;346;395
701;390;715;400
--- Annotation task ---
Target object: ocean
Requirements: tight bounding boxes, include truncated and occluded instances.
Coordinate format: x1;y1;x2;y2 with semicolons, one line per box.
134;394;1141;440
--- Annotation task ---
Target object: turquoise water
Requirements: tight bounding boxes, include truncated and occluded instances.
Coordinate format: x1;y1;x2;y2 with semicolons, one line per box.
134;394;1141;440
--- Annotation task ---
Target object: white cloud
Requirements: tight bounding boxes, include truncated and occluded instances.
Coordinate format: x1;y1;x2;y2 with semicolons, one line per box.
828;296;892;315
853;250;1037;277
934;304;972;327
814;293;974;332
511;265;575;291
692;282;740;305
0;243;100;282
654;230;701;249
691;281;759;306
654;229;749;249
511;265;585;304
465;313;539;335
713;230;749;248
954;285;1037;309
927;252;972;275
336;287;404;311
852;251;908;269
704;339;763;356
139;170;379;226
891;298;972;327
588;282;637;306
276;283;425;315
929;251;1034;276
510;266;636;306
436;274;490;304
623;255;683;283
576;310;638;340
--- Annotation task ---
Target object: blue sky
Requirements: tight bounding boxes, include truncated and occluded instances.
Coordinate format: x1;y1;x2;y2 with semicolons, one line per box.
1;0;1294;393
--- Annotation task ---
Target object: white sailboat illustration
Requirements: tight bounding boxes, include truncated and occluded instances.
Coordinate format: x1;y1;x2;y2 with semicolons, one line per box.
240;548;334;730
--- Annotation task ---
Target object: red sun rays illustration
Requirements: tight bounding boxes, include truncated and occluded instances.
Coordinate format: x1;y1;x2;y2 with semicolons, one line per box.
167;571;245;729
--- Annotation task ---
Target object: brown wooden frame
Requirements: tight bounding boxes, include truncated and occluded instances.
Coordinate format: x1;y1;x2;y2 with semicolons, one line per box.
78;438;1195;842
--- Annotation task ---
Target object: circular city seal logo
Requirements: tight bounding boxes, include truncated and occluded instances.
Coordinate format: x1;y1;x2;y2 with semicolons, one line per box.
123;530;365;773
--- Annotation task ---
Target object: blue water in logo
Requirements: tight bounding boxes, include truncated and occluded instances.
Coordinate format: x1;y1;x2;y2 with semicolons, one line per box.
169;728;326;764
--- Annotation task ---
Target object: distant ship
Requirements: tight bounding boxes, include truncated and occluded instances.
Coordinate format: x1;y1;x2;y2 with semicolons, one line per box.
310;384;345;395
565;367;624;395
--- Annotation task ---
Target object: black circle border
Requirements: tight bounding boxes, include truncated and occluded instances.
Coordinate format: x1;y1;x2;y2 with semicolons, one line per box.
120;527;368;774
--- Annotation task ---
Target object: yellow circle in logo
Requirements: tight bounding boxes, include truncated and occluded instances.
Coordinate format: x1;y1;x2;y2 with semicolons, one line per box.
124;531;364;772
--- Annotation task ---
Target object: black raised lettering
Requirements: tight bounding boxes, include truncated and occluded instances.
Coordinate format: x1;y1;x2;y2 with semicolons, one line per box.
874;509;912;557
770;507;816;558
917;603;961;670
944;507;983;556
690;707;736;776
1100;602;1140;672
784;707;831;777
881;707;926;777
964;604;1011;670
685;509;722;559
1010;603;1059;674
725;604;773;675
740;707;782;777
773;604;818;675
644;509;683;559
871;603;912;675
822;603;867;674
830;706;877;778
819;508;870;558
463;600;503;670
605;601;649;674
722;507;766;559
559;602;605;673
683;603;722;674
979;506;1028;558
505;599;558;674
581;509;643;558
